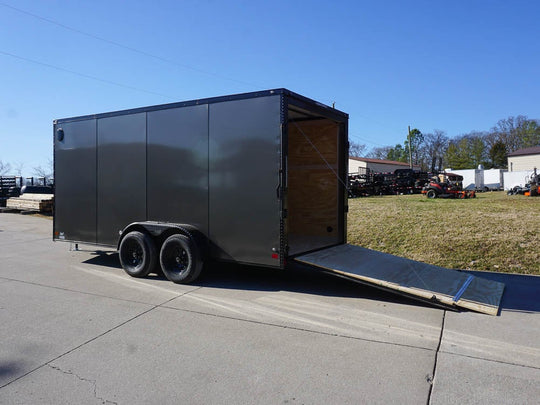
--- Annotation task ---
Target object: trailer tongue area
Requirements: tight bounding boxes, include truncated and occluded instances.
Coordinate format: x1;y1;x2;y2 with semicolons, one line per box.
294;244;505;315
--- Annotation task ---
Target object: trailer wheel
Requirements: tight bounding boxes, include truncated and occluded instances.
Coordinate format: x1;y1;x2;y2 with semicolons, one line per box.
426;189;437;199
119;231;157;278
159;234;202;284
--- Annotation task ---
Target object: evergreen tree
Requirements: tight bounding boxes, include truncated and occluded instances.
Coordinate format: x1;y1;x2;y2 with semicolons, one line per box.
404;128;424;166
386;144;407;162
489;141;507;168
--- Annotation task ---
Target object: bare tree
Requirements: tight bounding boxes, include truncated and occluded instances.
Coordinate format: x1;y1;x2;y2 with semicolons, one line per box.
490;115;540;153
13;161;24;177
0;160;11;175
349;141;367;157
33;158;53;180
422;130;449;172
366;146;393;159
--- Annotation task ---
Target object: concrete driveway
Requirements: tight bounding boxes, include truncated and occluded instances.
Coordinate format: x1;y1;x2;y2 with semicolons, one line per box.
0;214;538;404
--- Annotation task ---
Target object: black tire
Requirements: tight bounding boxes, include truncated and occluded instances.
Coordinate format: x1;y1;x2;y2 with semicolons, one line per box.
159;234;203;284
426;189;437;199
119;231;157;278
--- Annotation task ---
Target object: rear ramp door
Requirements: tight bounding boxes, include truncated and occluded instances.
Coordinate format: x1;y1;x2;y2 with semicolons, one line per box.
295;244;504;315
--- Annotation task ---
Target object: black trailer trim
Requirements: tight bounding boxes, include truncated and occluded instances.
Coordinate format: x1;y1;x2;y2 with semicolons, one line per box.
279;94;288;268
53;239;116;249
54;88;348;124
286;95;347;123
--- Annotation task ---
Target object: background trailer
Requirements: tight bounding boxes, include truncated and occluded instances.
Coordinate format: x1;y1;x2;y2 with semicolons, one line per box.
54;89;504;315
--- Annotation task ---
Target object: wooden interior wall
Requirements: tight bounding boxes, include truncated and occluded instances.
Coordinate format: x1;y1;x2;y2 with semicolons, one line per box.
287;119;339;236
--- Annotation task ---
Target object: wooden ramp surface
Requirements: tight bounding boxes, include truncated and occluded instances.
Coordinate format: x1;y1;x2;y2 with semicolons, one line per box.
295;244;505;315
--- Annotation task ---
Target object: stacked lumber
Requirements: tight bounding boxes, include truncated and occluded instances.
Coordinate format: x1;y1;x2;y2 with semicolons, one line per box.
6;193;54;213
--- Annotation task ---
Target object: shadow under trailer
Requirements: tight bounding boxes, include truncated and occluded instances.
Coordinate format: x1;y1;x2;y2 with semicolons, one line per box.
53;89;504;315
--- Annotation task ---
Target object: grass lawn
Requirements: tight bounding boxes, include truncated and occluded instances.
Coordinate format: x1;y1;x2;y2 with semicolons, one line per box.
347;191;540;275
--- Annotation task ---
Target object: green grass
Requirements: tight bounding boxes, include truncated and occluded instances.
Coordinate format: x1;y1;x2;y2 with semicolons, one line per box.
347;192;540;275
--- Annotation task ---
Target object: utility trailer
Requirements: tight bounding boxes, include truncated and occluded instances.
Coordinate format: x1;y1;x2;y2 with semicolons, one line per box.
54;89;504;315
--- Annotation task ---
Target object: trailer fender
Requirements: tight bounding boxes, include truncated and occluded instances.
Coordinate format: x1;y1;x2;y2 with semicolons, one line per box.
118;222;206;255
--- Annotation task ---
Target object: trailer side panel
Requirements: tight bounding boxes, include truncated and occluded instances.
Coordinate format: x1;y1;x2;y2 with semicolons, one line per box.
147;105;209;236
54;119;97;243
209;95;281;266
97;113;147;245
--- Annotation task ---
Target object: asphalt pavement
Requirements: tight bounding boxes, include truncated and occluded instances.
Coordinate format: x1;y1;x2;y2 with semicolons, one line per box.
0;213;538;404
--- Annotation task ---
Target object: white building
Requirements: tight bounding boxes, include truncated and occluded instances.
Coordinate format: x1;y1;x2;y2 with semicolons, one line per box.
507;146;540;172
349;157;421;174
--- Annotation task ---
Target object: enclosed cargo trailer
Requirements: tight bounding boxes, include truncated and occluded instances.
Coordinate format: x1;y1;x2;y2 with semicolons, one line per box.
54;89;504;314
54;89;347;276
449;169;484;191
483;168;504;190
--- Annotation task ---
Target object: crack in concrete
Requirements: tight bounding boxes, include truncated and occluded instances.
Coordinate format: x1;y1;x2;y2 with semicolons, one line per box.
0;291;190;391
427;310;446;405
48;365;117;404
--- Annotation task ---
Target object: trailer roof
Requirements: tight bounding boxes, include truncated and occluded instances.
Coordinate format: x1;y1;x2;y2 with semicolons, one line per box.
54;88;348;124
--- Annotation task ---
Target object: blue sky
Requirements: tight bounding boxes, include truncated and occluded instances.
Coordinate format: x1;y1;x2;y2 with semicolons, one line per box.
1;0;539;176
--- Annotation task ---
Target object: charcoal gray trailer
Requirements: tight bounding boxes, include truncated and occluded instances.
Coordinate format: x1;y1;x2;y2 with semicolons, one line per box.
54;89;504;315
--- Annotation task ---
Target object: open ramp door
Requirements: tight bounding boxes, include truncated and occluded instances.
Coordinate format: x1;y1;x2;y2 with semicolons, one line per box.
295;244;505;315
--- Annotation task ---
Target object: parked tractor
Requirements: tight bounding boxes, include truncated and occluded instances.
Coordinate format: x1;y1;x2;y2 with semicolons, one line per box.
422;173;476;199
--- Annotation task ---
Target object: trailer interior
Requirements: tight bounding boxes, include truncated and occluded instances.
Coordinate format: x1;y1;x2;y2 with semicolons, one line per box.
286;104;346;256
